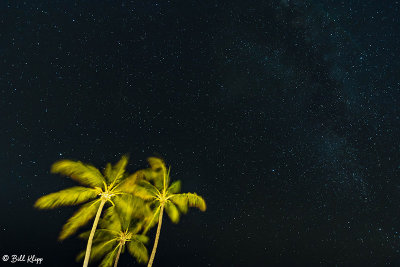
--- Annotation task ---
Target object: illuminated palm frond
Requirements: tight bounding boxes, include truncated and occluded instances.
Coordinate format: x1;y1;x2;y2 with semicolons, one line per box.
99;245;120;267
100;206;122;232
103;154;129;186
169;193;188;214
116;170;145;193
170;193;207;212
142;206;161;235
141;169;164;190
59;200;100;241
164;201;180;223
127;235;149;264
34;186;99;209
112;194;151;225
76;231;117;262
51;160;105;187
167;180;181;194
140;157;168;189
133;180;159;200
78;229;116;243
147;157;165;172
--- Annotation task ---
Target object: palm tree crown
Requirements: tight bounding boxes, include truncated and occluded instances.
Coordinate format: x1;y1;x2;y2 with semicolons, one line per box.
34;155;135;267
76;196;150;267
127;157;206;267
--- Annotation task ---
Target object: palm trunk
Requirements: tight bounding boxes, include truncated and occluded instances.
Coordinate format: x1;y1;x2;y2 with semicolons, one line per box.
114;243;123;267
83;198;106;267
147;204;164;267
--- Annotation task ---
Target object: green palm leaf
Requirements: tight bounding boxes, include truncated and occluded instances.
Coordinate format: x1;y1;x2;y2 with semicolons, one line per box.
78;229;116;243
167;180;181;194
184;193;206;211
147;157;165;171
113;194;151;225
59;200;100;240
134;234;149;244
100;206;122;232
144;157;170;189
51;160;105;187
142;168;164;189
165;201;180;223
169;193;207;213
34;187;98;209
116;170;145;193
133;180;159;200
127;236;149;264
103;163;113;182
143;206;161;234
104;155;129;185
169;194;188;214
76;235;116;263
99;244;120;267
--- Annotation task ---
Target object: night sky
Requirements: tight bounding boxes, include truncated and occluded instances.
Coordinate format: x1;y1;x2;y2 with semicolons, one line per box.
1;0;400;266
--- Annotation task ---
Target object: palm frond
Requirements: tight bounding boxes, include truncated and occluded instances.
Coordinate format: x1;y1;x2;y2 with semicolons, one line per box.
114;194;135;222
103;163;113;182
59;200;100;240
106;155;129;185
165;201;180;223
76;236;117;263
129;221;145;235
142;168;164;189
133;180;159;200
78;229;115;243
147;157;165;171
127;237;149;264
75;236;118;262
168;194;188;213
99;244;120;267
100;206;122;232
143;206;161;234
51;160;105;188
144;157;169;189
113;194;151;226
185;192;207;211
167;180;181;194
75;250;86;263
116;170;145;193
165;166;171;190
34;186;98;209
78;230;91;240
170;193;207;213
133;234;149;244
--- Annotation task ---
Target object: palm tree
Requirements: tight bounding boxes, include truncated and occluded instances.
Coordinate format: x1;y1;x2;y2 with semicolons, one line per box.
76;194;150;267
34;155;134;267
129;157;207;267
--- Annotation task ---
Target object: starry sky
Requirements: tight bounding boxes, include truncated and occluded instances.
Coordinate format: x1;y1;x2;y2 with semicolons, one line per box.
1;0;400;266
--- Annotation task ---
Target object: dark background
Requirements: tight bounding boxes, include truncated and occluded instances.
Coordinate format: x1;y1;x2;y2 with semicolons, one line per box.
1;0;400;266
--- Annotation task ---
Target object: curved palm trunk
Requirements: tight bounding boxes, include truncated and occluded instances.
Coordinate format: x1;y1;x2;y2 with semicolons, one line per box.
147;204;164;267
83;199;106;267
114;243;123;267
